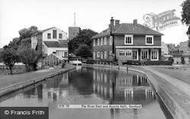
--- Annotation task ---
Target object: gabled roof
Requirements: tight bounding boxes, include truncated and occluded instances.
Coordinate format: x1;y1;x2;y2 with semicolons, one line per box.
32;27;64;36
92;22;163;39
41;27;56;32
92;28;110;39
43;40;68;48
114;23;163;35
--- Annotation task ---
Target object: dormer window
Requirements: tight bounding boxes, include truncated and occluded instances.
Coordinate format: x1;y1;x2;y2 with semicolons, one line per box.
124;35;133;45
146;35;154;45
53;30;57;39
47;33;51;39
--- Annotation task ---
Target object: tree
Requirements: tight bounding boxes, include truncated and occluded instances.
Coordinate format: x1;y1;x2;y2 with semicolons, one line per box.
68;29;97;55
182;0;190;47
19;26;38;39
18;38;42;72
75;44;92;58
1;46;18;74
8;37;21;50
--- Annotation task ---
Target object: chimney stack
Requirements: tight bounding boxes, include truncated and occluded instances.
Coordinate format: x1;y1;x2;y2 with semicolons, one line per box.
133;19;137;25
115;20;120;30
109;17;115;33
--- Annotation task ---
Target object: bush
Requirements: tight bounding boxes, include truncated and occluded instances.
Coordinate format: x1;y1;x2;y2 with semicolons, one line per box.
123;60;141;65
181;57;185;64
143;60;173;65
123;60;172;65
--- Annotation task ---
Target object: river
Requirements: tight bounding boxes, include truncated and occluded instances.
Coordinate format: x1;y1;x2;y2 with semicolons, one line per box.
0;67;172;119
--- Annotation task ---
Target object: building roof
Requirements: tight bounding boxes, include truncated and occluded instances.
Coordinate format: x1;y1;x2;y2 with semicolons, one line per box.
114;23;163;35
41;27;56;32
92;28;110;38
43;41;68;48
92;23;163;39
32;27;64;36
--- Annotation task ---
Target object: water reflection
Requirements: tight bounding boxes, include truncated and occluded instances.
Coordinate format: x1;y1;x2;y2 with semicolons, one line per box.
0;68;168;119
93;69;155;105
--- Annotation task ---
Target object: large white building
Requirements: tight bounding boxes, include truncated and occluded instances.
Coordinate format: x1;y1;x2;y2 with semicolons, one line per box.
31;27;68;61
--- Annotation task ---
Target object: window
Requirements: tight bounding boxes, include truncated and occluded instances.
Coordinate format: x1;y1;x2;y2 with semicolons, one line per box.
100;52;103;59
93;39;95;46
146;35;154;45
141;50;149;60
59;33;62;39
97;39;100;46
124;35;133;45
64;52;68;57
47;33;51;39
151;50;158;60
104;51;107;59
109;36;113;45
119;51;125;56
53;30;57;39
107;37;109;45
132;50;138;60
97;52;100;58
126;51;132;56
104;37;107;45
101;38;104;45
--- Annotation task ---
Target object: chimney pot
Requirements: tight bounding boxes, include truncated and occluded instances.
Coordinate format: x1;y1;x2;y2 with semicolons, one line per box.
109;17;115;32
115;20;120;30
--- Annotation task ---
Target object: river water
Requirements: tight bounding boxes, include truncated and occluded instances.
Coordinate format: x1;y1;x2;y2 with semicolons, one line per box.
0;67;172;119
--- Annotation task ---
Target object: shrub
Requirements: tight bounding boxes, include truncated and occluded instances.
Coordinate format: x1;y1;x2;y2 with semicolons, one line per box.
123;60;172;65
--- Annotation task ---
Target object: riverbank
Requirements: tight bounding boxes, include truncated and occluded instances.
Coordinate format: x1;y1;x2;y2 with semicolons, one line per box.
83;64;190;119
136;66;190;119
0;64;75;97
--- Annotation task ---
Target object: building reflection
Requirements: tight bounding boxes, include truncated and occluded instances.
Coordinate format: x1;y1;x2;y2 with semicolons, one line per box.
93;69;155;104
22;72;69;102
44;72;69;101
93;69;155;119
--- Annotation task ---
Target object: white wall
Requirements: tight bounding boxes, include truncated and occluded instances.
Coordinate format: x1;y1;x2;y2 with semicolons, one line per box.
31;36;38;49
42;27;67;41
47;47;68;60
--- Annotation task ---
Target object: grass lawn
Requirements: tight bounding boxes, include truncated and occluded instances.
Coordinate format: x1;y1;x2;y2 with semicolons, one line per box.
151;65;190;84
0;65;26;75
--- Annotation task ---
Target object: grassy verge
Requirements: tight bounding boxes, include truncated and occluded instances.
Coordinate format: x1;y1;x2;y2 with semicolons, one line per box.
151;65;190;84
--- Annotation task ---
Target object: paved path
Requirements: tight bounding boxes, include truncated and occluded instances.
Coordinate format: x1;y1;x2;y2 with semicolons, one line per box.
142;66;190;119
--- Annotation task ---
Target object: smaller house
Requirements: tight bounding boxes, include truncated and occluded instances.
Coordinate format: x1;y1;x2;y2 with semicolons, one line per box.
169;41;190;64
31;27;68;66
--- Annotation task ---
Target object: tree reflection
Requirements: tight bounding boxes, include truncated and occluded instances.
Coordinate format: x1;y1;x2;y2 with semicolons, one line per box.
69;68;93;95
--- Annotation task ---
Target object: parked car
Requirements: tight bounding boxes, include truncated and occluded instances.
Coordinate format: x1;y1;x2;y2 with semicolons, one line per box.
70;58;82;66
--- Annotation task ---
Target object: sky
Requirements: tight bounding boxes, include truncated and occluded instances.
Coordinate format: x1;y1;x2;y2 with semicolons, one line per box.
0;0;188;48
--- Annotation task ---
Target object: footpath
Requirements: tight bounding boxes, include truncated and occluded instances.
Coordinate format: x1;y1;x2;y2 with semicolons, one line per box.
134;66;190;119
0;64;75;97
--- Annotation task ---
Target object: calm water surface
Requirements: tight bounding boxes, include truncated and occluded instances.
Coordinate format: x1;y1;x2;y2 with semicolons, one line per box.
0;67;172;119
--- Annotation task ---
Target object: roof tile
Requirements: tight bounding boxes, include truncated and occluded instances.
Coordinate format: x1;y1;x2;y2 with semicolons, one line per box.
92;22;163;39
